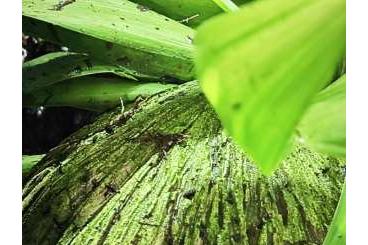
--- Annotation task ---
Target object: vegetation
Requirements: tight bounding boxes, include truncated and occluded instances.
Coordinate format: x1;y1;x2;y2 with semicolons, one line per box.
22;0;346;244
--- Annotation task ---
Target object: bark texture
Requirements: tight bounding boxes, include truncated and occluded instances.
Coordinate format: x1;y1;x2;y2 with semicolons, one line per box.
23;81;345;245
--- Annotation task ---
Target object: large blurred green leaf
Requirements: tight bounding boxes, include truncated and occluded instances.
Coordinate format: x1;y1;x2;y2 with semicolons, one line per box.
22;0;195;81
195;0;345;175
23;52;138;93
23;77;176;111
298;75;346;158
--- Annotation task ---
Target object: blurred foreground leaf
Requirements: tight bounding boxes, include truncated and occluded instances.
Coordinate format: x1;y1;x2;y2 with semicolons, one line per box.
195;0;345;175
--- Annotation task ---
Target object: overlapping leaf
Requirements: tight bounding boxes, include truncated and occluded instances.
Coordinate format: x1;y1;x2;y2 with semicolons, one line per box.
23;52;137;93
23;0;195;81
196;0;346;175
23;77;176;111
298;75;346;157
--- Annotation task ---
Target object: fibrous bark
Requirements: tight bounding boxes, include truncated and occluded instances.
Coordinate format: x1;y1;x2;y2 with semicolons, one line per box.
23;81;344;245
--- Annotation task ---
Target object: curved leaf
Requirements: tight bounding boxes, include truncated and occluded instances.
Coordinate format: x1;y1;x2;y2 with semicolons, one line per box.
195;0;346;175
22;0;195;81
23;77;176;111
298;75;346;157
23;52;137;93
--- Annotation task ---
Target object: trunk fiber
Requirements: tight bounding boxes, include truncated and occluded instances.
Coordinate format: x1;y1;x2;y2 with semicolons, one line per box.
23;81;345;245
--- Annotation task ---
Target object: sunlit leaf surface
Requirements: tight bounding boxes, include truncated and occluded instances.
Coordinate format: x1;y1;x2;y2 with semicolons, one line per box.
23;0;195;81
195;0;345;175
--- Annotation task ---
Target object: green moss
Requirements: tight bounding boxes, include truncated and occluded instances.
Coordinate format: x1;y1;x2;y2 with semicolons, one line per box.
23;82;344;244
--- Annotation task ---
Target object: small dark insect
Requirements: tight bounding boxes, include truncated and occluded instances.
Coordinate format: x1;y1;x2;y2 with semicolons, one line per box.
137;4;150;12
52;0;76;11
183;189;196;200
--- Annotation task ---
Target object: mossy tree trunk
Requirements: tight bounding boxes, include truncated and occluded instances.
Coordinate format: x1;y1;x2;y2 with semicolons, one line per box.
23;82;344;245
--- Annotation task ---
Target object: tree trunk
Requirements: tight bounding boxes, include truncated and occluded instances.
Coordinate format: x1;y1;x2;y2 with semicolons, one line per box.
22;81;345;245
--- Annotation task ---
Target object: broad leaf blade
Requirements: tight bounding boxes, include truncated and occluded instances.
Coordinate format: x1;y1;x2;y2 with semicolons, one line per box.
298;75;346;157
195;0;345;175
23;52;137;93
22;0;195;81
23;77;176;111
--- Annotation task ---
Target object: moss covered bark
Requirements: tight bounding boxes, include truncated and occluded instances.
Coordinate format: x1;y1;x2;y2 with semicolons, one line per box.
22;81;345;245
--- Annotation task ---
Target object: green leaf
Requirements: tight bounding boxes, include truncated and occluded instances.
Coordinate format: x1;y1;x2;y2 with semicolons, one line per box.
195;0;345;175
211;0;239;12
323;182;346;245
298;75;346;158
23;77;176;112
22;154;45;175
22;0;195;81
129;0;250;26
23;52;138;93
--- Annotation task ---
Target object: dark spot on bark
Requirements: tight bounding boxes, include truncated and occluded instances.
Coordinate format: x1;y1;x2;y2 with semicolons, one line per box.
42;204;51;215
80;170;90;182
104;125;115;134
226;191;236;205
199;222;209;243
321;167;330;174
105;42;113;50
137;4;149;12
275;189;288;226
183;189;196;199
218;190;224;229
120;17;125;21
155;27;160;30
104;183;118;197
232;233;242;243
165;18;170;21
